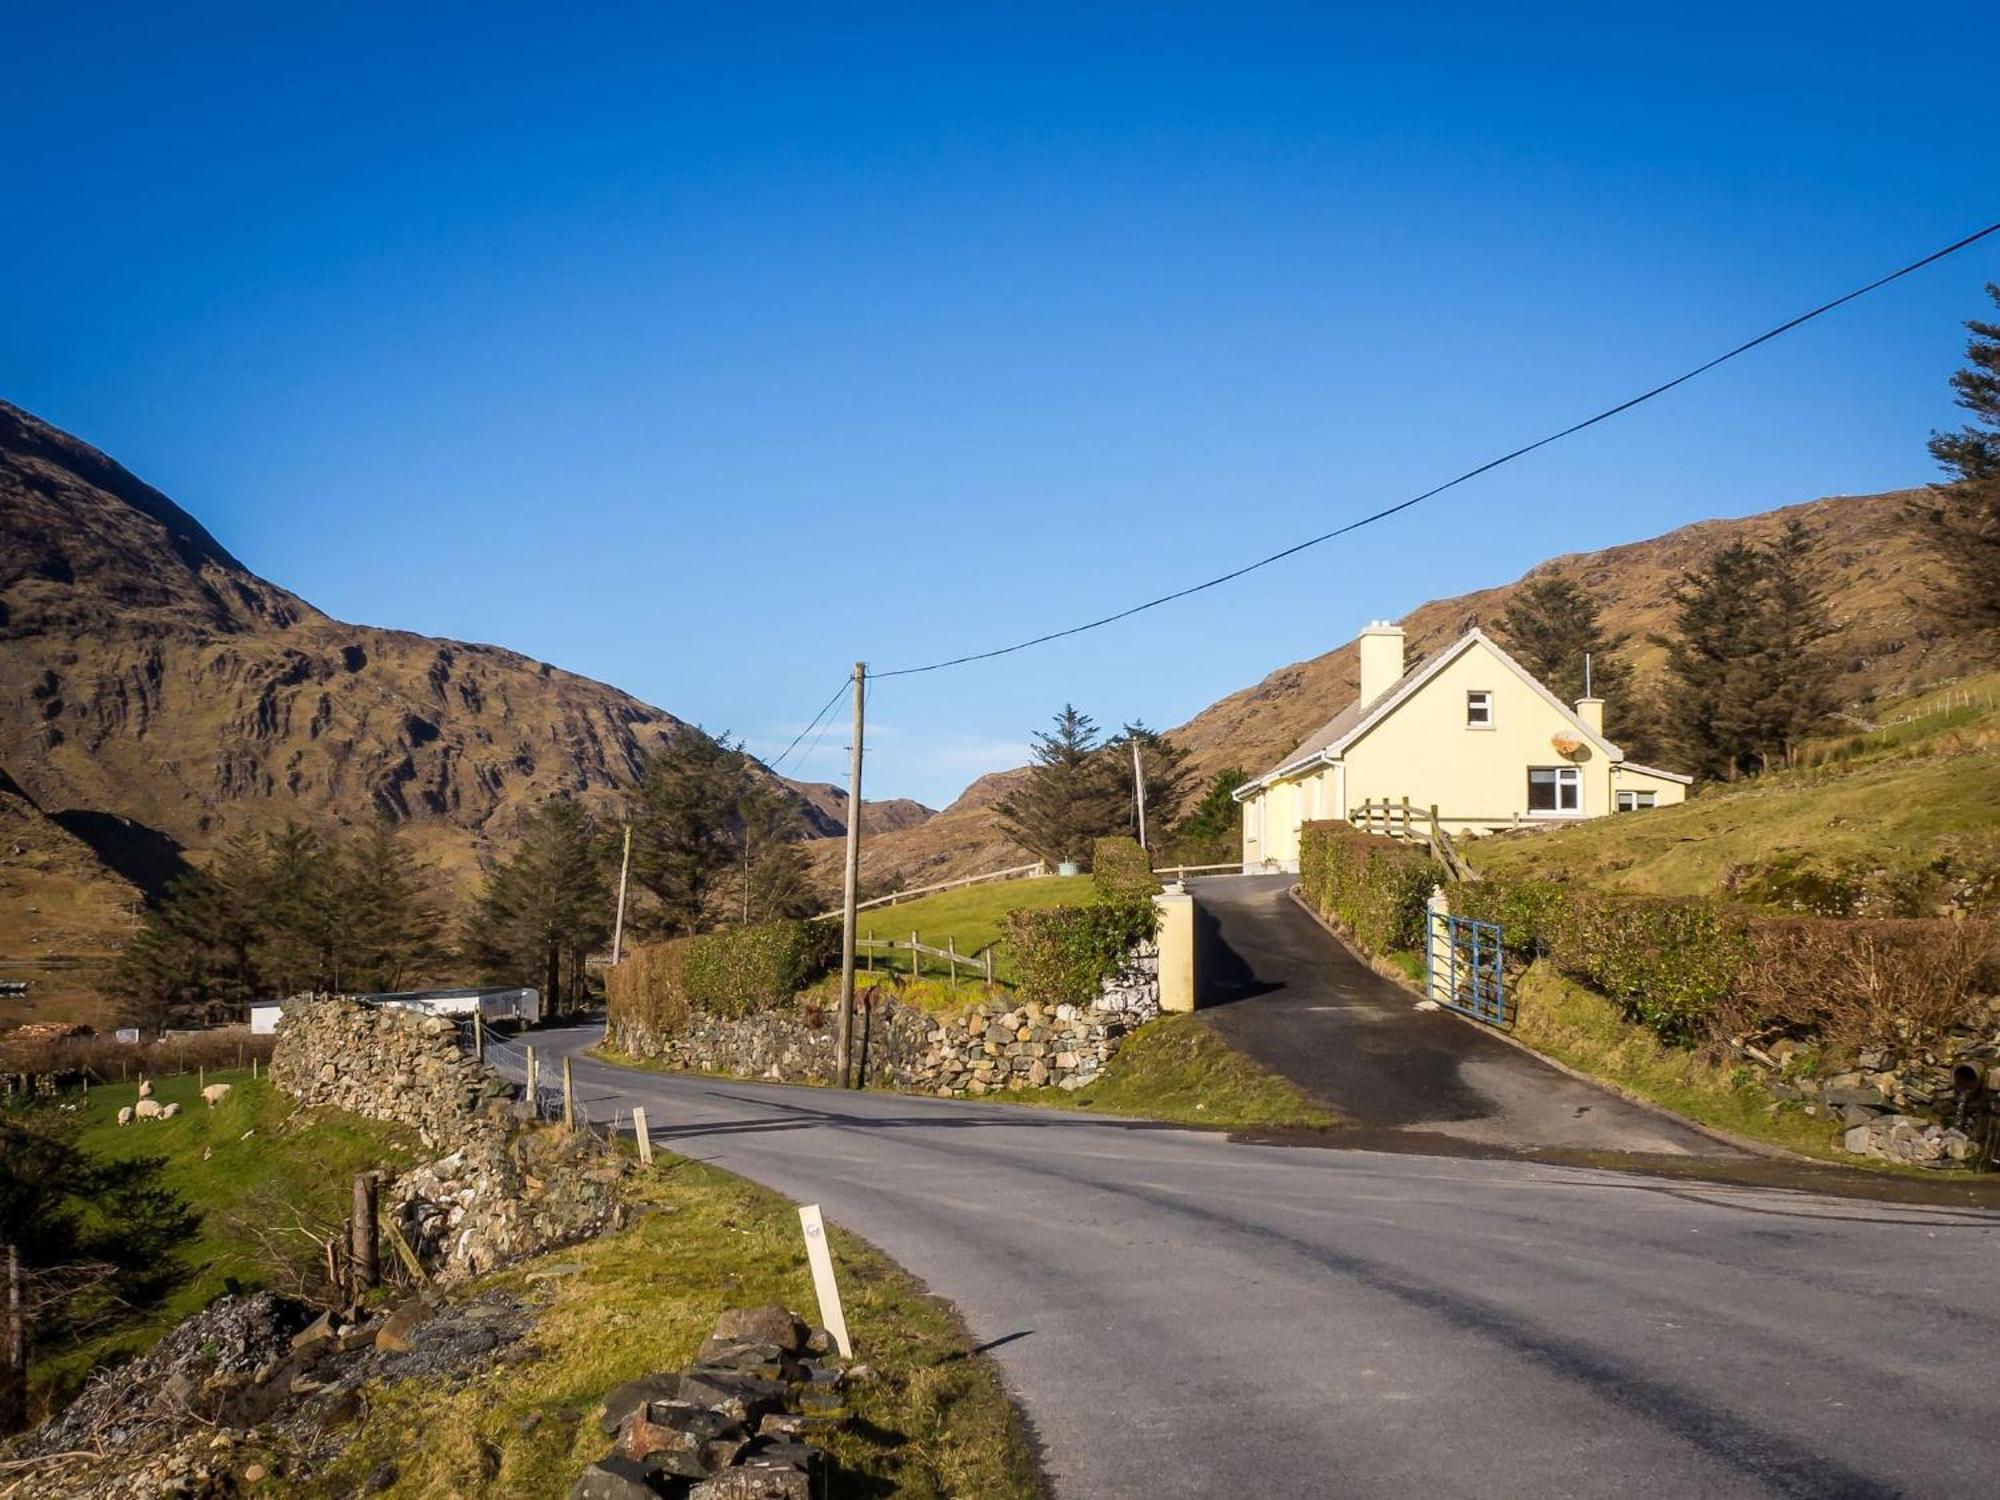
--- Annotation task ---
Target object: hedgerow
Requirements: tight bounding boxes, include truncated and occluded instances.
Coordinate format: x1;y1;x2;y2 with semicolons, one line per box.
1090;836;1156;902
1298;821;1437;954
1005;897;1157;1006
606;919;841;1042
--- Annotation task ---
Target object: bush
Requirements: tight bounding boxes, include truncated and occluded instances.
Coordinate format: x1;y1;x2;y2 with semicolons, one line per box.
1091;836;1156;901
1006;897;1157;1006
1448;876;1568;961
1734;917;1998;1055
606;919;841;1042
1298;822;1437;954
1544;892;1748;1047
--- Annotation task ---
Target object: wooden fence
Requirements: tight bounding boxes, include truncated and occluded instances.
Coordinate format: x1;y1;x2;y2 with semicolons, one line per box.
1347;797;1477;883
812;861;1051;922
858;929;997;992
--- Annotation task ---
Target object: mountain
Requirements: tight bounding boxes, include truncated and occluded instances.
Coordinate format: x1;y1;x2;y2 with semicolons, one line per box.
811;487;1982;891
784;782;935;837
0;400;896;923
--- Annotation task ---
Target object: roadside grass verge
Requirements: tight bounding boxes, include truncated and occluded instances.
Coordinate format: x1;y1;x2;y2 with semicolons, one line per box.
34;1073;415;1415
305;1157;1043;1500
1509;963;1955;1166
1015;1013;1340;1130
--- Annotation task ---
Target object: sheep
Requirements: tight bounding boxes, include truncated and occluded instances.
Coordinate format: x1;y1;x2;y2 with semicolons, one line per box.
132;1098;163;1119
137;1078;153;1099
201;1083;232;1108
158;1102;181;1119
117;1105;134;1127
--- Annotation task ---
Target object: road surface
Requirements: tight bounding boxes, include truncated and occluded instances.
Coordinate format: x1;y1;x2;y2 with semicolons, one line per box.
507;1025;2000;1500
1196;874;1735;1155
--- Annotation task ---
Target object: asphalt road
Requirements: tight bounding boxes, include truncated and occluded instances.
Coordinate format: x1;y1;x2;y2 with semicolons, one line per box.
1196;875;1737;1155
511;1025;2000;1500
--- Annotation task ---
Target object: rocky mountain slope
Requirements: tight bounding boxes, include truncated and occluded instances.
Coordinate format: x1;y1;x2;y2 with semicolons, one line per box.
811;487;1978;892
0;400;891;928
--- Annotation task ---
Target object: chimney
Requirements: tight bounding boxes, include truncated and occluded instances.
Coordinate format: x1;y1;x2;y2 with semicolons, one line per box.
1357;621;1405;706
1574;697;1604;735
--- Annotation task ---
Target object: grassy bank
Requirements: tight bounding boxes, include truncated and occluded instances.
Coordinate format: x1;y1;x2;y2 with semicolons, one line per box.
849;874;1094;984
1016;1013;1340;1129
31;1072;415;1415
1508;962;1915;1164
307;1157;1042;1500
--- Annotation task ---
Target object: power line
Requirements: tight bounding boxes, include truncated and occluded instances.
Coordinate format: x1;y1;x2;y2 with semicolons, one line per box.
763;677;851;775
875;218;2000;680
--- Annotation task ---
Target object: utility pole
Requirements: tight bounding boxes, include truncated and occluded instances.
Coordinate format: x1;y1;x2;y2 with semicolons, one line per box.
610;823;632;967
1132;738;1148;851
835;662;866;1089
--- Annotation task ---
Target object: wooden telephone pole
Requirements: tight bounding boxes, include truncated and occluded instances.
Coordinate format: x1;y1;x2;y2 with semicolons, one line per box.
1132;738;1148;851
610;823;632;967
835;662;866;1088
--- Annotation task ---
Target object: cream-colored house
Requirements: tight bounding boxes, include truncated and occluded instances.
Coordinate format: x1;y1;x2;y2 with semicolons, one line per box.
1235;621;1690;870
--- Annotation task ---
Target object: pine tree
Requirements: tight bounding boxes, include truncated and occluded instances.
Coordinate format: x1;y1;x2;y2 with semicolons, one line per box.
1912;282;2000;640
629;731;757;937
463;800;610;1015
1658;523;1834;778
736;776;817;923
994;706;1124;867
1492;575;1663;755
252;823;334;995
1106;722;1196;844
1166;767;1248;865
334;821;445;992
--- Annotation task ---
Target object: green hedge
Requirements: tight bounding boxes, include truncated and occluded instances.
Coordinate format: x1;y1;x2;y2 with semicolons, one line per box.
607;918;841;1039
1298;821;1437;954
1006;897;1157;1006
1091;836;1156;901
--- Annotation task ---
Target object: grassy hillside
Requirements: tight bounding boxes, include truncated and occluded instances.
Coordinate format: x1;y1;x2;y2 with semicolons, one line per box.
1466;676;2000;911
846;874;1094;984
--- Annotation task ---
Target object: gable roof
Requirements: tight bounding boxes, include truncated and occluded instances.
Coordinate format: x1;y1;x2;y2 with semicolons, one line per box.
1236;628;1625;797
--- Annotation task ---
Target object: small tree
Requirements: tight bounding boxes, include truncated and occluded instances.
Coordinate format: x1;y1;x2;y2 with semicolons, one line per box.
994;706;1125;868
1658;522;1835;778
629;731;757;937
1167;767;1249;865
1107;721;1196;846
737;775;817;923
1912;282;2000;643
463;799;611;1015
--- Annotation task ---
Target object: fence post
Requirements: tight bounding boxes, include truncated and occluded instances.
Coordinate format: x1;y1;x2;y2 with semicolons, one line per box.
5;1241;24;1437
911;931;919;979
525;1045;538;1119
632;1106;653;1165
985;949;994;985
562;1056;575;1130
352;1172;379;1294
473;1013;484;1061
865;929;873;973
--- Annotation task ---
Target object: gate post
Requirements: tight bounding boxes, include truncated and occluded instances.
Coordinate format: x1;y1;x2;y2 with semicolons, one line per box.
1425;887;1450;1006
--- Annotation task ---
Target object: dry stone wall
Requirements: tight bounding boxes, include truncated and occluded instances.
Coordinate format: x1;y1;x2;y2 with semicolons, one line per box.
610;942;1161;1095
269;995;498;1148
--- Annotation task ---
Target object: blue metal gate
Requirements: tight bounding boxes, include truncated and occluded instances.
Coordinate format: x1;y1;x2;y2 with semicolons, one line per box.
1426;912;1507;1025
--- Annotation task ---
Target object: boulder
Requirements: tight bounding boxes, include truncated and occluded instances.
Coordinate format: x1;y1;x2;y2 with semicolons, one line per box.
710;1306;808;1354
570;1455;660;1500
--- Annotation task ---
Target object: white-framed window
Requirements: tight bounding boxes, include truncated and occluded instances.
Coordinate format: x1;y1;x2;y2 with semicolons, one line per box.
1616;789;1656;812
1466;690;1493;728
1527;766;1581;814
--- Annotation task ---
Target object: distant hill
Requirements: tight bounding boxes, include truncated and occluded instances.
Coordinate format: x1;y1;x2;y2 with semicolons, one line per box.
0;400;904;950
815;488;1982;894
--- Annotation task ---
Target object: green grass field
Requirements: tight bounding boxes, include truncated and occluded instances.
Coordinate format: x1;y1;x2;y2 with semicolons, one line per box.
32;1071;416;1417
1467;681;2000;904
849;873;1095;984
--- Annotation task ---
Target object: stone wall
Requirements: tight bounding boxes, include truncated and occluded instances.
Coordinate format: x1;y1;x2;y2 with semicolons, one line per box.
610;941;1162;1096
269;995;498;1149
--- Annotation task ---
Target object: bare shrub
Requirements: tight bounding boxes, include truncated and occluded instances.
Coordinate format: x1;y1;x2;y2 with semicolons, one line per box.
0;1026;274;1081
1736;918;1998;1057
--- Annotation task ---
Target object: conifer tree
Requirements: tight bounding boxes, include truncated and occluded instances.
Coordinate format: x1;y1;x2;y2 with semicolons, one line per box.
334;821;445;992
994;705;1124;867
1912;283;2000;641
463;799;610;1014
1167;767;1249;865
628;730;758;937
1107;721;1196;844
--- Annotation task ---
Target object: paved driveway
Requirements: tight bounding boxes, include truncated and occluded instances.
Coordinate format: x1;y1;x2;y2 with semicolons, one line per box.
509;1027;2000;1500
1194;874;1734;1156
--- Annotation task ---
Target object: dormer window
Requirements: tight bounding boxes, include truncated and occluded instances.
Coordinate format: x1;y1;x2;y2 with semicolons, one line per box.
1466;690;1493;728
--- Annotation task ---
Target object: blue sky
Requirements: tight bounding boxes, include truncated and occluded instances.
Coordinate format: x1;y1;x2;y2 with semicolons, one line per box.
7;5;1997;806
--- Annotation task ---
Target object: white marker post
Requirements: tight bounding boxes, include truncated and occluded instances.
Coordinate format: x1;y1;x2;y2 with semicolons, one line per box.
797;1204;852;1358
631;1106;654;1165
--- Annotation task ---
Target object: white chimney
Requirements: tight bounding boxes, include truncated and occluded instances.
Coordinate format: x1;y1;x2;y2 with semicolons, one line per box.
1574;697;1604;735
1357;620;1406;706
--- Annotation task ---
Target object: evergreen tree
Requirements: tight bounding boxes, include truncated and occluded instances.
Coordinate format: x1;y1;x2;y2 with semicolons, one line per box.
1492;575;1660;755
1658;522;1834;778
736;776;816;922
994;706;1124;867
463;799;610;1015
1912;282;2000;640
629;731;757;937
333;821;446;992
252;822;334;995
1166;767;1249;865
1107;722;1196;845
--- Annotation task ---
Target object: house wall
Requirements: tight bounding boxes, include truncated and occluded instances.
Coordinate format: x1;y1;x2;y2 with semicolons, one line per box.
1337;639;1619;828
1611;764;1690;809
